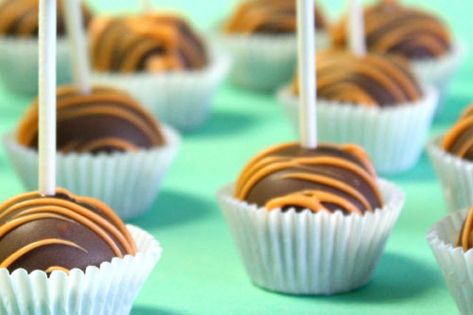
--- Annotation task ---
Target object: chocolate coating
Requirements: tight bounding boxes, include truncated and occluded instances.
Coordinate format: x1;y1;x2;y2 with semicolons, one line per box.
442;105;473;161
332;2;451;60
0;0;92;37
292;51;422;106
17;85;165;154
225;0;326;34
0;188;136;273
91;13;208;73
235;143;383;215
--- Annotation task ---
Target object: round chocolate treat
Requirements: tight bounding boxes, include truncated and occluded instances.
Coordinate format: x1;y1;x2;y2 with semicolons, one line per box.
90;13;208;73
292;51;422;106
0;0;92;37
234;143;383;214
17;85;165;154
332;2;451;60
225;0;326;34
0;188;136;272
442;105;473;161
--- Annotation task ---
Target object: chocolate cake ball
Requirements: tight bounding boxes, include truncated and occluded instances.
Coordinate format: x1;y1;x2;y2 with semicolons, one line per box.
442;105;473;161
0;0;92;37
90;13;208;73
332;1;452;60
235;143;383;214
0;188;136;272
225;0;326;34
17;85;165;154
292;51;422;106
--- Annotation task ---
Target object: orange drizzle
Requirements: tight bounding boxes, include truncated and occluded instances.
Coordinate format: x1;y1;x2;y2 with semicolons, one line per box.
45;266;70;273
266;191;361;215
0;239;87;269
442;116;473;156
458;208;473;251
279;172;371;211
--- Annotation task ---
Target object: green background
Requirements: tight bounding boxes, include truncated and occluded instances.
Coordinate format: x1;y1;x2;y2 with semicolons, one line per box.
1;0;472;314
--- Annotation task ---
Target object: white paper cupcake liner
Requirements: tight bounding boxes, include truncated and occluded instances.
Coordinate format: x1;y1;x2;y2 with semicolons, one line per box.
217;179;404;295
91;46;229;131
0;225;161;315
427;209;473;315
411;42;466;113
0;36;72;95
427;137;473;213
218;31;330;91
278;86;438;175
3;125;180;220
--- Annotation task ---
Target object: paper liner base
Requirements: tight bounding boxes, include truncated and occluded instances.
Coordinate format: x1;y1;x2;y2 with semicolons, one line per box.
217;179;404;295
91;46;229;131
0;225;161;315
412;42;466;114
427;137;473;212
220;32;329;91
278;86;438;175
427;209;473;315
0;37;72;94
3;125;180;220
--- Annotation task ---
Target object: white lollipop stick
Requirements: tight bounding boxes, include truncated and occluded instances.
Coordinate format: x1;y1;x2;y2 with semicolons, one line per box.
63;0;91;94
349;0;366;57
38;0;57;196
296;0;317;149
142;0;153;12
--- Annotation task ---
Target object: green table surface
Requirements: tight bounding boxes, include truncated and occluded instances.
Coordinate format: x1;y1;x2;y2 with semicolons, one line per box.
1;0;473;314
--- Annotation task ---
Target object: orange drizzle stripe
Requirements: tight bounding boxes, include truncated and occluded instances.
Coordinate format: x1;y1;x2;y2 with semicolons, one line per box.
443;116;473;151
280;172;372;210
293;156;382;206
461;208;473;251
45;266;70;273
0;239;87;269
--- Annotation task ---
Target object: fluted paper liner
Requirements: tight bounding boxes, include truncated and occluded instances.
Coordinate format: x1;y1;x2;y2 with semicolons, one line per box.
0;225;161;315
427;209;473;315
217;179;404;295
3;125;180;220
278;86;438;174
412;42;466;113
91;46;229;131
0;36;72;95
427;137;473;213
219;31;329;91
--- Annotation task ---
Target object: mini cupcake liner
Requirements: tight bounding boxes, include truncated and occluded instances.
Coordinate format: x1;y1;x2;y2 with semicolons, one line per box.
0;36;72;95
278;86;438;174
3;125;180;220
427;209;473;315
411;42;466;113
427;137;473;213
217;179;404;295
91;46;230;131
218;31;330;91
0;225;161;315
